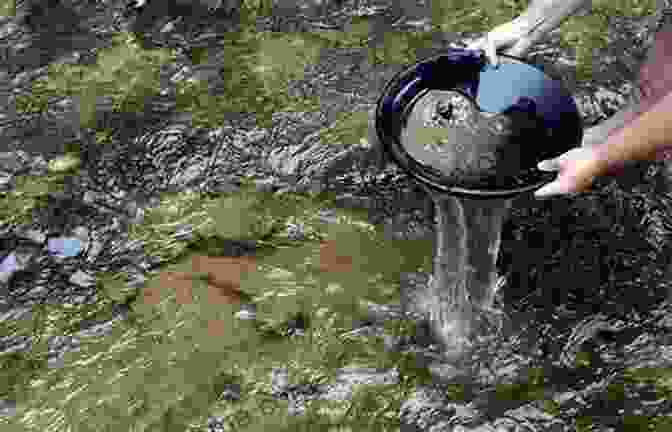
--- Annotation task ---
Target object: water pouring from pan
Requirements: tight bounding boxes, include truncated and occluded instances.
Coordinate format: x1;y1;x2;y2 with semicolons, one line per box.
372;41;583;364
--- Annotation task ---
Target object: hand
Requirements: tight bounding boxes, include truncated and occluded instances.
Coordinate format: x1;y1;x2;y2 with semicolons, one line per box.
467;16;538;66
534;145;608;197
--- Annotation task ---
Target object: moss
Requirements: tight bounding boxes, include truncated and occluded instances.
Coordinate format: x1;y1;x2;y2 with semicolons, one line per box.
0;172;69;228
0;351;48;401
558;0;655;82
14;33;174;127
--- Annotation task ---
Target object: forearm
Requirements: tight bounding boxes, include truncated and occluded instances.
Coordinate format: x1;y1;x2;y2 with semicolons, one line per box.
519;0;592;37
598;90;672;169
500;0;592;56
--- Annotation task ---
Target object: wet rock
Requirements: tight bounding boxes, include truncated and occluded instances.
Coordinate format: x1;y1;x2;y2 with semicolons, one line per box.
0;172;13;190
0;335;33;356
270;367;290;395
234;303;257;321
283;221;309;241
69;269;95;289
399;271;431;321
210;181;241;195
0;399;17;417
217;383;242;401
0;304;32;323
14;228;46;246
318;366;400;402
0;245;40;284
172;223;195;242
254;178;278;194
0;152;26;173
400;386;479;432
334;192;374;210
315;208;339;224
47;335;81;369
362;301;404;324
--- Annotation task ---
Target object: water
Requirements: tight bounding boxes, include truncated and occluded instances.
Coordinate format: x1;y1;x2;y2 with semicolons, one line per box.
423;192;512;358
399;89;516;359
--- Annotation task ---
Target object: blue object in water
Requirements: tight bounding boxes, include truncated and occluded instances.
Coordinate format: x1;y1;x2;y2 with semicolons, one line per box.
47;237;83;258
0;253;19;276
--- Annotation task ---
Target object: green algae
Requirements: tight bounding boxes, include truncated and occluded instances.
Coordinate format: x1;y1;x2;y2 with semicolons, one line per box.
0;183;436;430
14;33;175;127
0;171;70;228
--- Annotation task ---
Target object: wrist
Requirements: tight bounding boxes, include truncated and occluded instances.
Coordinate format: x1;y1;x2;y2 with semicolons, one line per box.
593;136;629;174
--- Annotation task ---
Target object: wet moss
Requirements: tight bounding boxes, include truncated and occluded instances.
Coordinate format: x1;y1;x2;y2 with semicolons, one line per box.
0;351;47;401
0;172;70;228
14;33;174;126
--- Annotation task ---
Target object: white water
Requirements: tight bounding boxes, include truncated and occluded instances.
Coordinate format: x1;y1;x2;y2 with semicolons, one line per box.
398;88;516;359
421;192;513;358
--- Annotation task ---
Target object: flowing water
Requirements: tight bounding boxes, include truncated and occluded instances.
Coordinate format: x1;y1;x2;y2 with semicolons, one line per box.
422;192;512;359
398;89;515;360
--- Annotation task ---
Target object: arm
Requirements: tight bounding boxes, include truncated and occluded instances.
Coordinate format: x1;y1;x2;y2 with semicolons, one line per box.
535;89;672;197
505;0;593;56
597;89;672;169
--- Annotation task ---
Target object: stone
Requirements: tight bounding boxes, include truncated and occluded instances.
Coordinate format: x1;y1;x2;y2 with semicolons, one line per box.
270;367;290;394
0;248;38;284
0;172;13;190
16;228;46;245
0;152;25;173
0;399;17;417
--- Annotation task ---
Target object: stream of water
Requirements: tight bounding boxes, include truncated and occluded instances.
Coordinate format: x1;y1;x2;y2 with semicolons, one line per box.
398;88;516;360
423;192;513;359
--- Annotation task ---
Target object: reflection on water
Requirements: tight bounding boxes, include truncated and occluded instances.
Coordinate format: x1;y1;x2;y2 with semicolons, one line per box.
421;192;512;359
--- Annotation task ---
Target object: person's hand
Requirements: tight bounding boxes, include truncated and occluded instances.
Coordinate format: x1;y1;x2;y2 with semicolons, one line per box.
467;16;539;66
533;145;609;197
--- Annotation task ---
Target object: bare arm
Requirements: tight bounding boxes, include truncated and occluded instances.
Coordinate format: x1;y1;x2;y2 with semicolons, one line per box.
598;89;672;168
535;88;672;197
506;0;593;56
522;0;592;27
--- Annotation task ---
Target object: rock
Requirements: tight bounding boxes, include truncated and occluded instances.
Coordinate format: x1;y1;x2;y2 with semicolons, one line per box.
254;178;278;193
0;304;32;323
69;269;95;288
0;335;33;356
270;367;290;395
319;366;400;402
0;246;39;284
47;335;81;369
15;228;46;245
234;304;257;321
217;383;242;401
0;172;13;191
0;152;25;173
400;386;479;431
0;399;17;417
